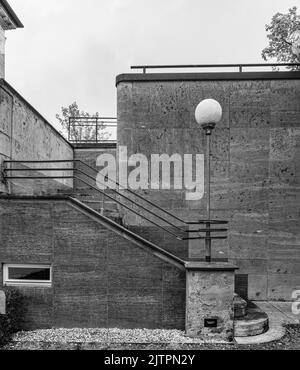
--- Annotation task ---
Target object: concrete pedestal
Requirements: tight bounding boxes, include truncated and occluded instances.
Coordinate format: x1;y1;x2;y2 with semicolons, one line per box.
185;261;238;341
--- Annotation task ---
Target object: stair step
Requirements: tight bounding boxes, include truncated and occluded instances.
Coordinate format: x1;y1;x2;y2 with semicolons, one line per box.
72;187;117;195
234;302;269;337
57;188;117;196
82;200;119;211
77;200;123;225
79;200;121;221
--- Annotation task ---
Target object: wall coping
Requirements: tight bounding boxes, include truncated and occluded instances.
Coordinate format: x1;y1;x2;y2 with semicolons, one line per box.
116;71;300;86
185;261;238;271
73;142;117;150
0;79;73;150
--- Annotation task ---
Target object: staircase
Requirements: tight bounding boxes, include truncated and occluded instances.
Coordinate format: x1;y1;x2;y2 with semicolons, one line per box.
3;158;272;334
234;294;269;337
1;158;275;340
2;158;230;255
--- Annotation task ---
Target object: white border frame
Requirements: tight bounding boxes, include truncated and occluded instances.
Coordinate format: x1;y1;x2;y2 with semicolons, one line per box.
3;264;52;287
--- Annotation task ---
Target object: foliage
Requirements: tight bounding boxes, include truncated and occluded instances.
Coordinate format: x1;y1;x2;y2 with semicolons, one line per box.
0;288;26;347
262;6;300;70
56;102;111;142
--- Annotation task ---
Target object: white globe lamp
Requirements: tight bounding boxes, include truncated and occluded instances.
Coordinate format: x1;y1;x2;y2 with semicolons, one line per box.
195;99;222;134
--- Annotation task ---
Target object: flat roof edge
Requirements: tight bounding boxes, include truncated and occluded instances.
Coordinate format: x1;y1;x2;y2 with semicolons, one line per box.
73;142;117;150
116;71;300;86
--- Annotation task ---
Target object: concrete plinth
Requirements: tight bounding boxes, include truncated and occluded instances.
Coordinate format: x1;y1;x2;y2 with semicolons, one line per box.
185;262;238;341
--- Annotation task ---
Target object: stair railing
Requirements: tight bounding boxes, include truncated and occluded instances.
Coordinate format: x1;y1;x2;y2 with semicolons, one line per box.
3;160;228;244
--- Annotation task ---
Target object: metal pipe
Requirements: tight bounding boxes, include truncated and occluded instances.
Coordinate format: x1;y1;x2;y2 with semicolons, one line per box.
96;117;98;143
3;164;228;242
205;133;211;262
206;133;211;221
3;159;228;227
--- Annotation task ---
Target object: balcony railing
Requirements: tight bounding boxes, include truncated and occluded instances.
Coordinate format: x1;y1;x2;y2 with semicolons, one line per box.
68;116;117;144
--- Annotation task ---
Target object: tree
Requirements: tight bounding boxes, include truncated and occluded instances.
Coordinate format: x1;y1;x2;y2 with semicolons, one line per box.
262;6;300;70
56;102;111;142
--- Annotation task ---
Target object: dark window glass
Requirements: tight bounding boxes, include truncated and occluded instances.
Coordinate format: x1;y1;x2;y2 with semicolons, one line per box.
8;267;50;281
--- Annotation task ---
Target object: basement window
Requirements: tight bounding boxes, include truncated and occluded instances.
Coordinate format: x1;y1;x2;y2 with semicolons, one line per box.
3;264;52;287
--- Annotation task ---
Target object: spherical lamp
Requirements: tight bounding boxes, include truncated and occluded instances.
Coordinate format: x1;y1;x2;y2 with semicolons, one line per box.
195;99;222;133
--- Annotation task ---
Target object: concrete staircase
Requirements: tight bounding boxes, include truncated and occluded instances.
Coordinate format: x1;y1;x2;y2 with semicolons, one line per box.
234;294;269;337
64;183;269;339
59;170;269;339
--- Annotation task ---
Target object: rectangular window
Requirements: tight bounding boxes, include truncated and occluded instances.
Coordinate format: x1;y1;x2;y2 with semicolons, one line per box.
3;264;52;287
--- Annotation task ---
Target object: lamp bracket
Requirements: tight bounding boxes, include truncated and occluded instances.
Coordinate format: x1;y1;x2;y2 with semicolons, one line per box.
201;122;216;135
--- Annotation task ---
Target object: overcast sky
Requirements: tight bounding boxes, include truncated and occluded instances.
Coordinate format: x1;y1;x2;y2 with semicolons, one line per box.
5;0;300;130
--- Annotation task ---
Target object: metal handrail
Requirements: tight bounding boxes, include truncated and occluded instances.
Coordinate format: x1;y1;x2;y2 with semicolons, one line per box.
68;116;117;143
3;166;185;232
7;170;226;233
74;167;185;234
4;159;228;228
70;117;117;120
3;165;227;242
5;173;182;239
3;160;229;250
4;170;227;237
131;63;300;74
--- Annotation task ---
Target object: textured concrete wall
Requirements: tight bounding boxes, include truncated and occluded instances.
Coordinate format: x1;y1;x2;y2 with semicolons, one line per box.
0;199;186;330
74;146;116;192
117;75;300;301
0;80;74;194
0;26;4;79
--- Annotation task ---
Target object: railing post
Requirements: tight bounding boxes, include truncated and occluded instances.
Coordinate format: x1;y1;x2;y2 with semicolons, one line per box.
96;117;98;143
68;117;71;142
0;161;6;184
0;160;9;194
205;222;211;262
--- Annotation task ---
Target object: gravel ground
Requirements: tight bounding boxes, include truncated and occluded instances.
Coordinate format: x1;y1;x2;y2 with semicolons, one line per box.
2;325;300;350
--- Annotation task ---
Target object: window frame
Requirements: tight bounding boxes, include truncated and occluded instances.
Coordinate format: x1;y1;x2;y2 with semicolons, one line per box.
3;264;52;287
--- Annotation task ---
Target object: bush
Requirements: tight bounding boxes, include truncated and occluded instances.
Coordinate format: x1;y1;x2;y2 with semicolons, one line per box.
0;288;26;347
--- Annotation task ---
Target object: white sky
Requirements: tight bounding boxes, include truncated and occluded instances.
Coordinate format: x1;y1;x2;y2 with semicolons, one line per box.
5;0;300;130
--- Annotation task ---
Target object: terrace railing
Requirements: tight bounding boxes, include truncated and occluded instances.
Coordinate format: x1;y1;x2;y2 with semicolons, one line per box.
131;63;300;74
68;117;117;144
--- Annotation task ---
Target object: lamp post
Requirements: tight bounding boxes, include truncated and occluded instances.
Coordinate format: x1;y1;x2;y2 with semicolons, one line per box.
195;99;223;262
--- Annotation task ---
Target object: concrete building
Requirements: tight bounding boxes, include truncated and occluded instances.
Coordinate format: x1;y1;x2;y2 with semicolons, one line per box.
116;72;300;302
0;0;23;79
0;1;299;339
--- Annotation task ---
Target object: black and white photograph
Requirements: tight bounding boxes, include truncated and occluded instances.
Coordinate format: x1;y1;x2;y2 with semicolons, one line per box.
0;0;299;359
